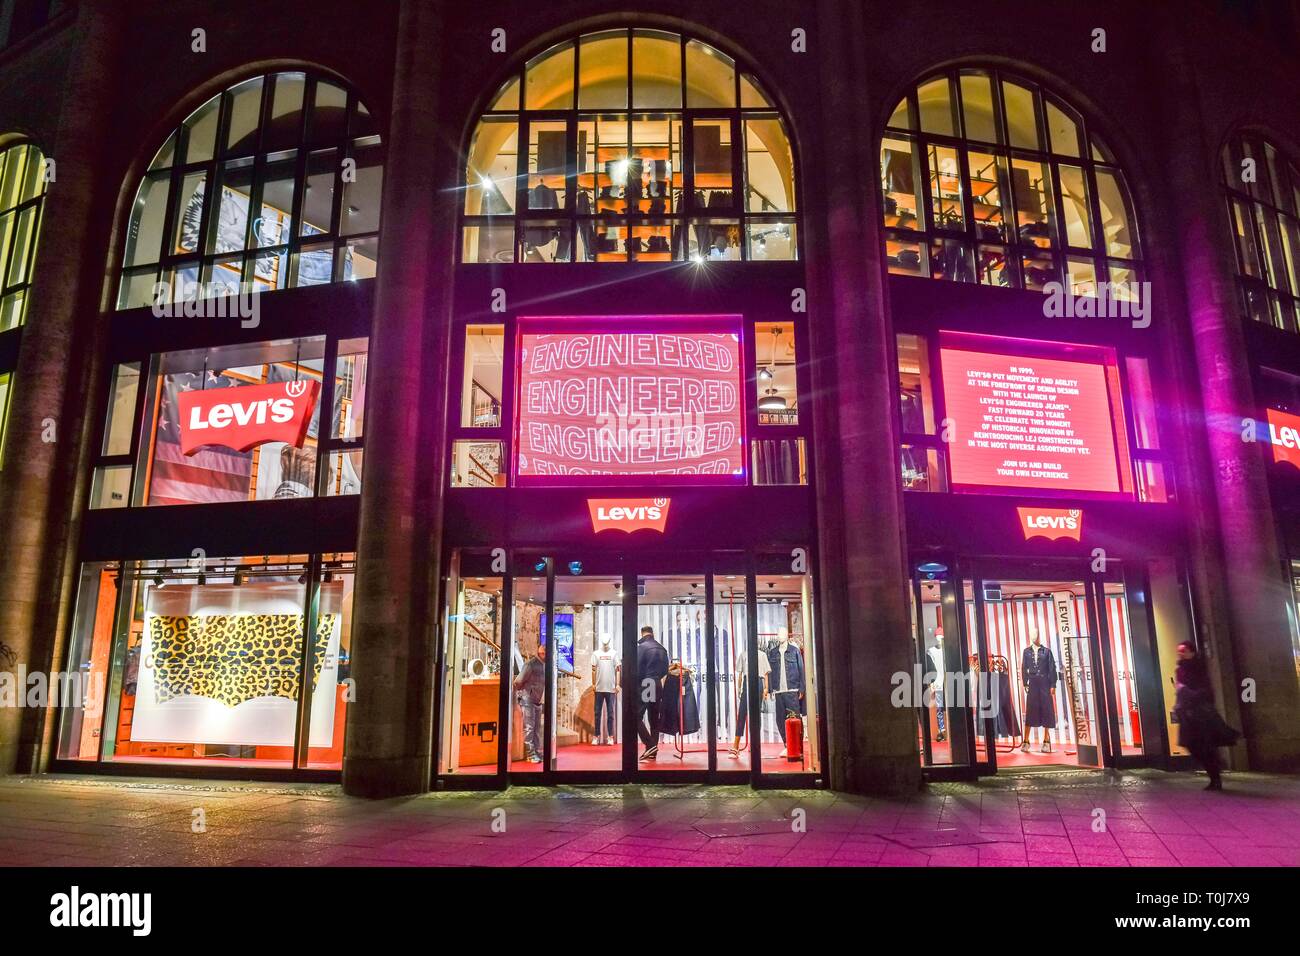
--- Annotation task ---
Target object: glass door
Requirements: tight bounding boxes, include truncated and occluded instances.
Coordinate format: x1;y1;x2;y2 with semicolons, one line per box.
551;567;624;772
634;573;712;771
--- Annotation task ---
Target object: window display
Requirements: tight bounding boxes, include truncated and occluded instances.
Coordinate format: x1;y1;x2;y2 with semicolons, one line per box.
882;68;1141;294
57;555;354;769
117;71;383;310
462;28;796;263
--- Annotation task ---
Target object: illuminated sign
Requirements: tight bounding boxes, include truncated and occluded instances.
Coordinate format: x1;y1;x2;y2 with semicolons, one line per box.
940;339;1124;495
1266;408;1300;469
515;320;744;485
588;497;671;533
177;380;319;456
1017;506;1083;542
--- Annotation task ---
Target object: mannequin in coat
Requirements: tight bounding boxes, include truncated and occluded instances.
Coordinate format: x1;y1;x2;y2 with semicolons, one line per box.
1020;626;1059;754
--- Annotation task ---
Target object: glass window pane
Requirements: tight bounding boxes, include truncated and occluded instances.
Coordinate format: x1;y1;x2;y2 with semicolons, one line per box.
885;232;924;276
0;146;29;209
960;72;997;142
744;116;795;212
685;39;734;108
756;321;797;424
1067;256;1097;296
465;118;518;216
461;325;504;428
886;96;910;130
488;75;520;111
881;136;921;228
301;149;338;236
1125;356;1160;451
746;220;796;260
976;244;1010;286
103;362;141;456
901;445;948;491
756;567;819;774
322;449;362;496
224;76;265;155
1012;159;1053;245
632;31;681;108
5;206;35;286
525;42;574;109
451;440;504;487
181;95;220;165
578;30;628;110
928;144;963;231
693;118;734;198
172;171;208;255
897;333;936;435
341;145;383;236
292;240;334;286
520;219;570;262
333;338;368;441
264;72;306;151
1095;168;1137;259
340;236;378;281
118;269;160;311
1058;164;1092;247
439;567;506;775
632;116;681;215
526;120;568;210
739;73;771;108
90;465;132;509
1022;250;1058;291
213;161;255;255
751;438;807;484
124;173;170;267
310;81;349;144
1231;198;1262;278
1002;81;1040;150
917;77;955;136
55;563;117;759
1045;99;1082;157
462;223;515;263
304;563;356;767
255;159;296;248
0;290;25;332
969;151;1009;241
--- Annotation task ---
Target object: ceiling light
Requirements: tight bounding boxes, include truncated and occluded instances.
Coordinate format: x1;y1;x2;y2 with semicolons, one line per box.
758;389;787;412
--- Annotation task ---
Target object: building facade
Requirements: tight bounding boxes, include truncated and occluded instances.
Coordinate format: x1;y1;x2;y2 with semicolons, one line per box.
0;0;1297;797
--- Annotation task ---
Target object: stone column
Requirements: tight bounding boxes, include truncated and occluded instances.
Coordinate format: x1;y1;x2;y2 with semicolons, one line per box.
343;0;454;797
0;0;122;775
803;0;920;794
1151;22;1300;771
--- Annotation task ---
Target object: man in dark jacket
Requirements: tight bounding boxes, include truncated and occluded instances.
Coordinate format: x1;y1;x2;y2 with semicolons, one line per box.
1174;642;1240;790
636;625;669;760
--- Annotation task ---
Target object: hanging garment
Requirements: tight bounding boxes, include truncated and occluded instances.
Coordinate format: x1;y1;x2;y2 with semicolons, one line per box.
1021;644;1058;729
990;669;1021;738
659;667;701;735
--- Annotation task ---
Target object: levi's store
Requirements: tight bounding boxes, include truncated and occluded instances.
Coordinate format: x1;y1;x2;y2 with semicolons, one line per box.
897;325;1195;778
53;68;380;778
438;28;822;788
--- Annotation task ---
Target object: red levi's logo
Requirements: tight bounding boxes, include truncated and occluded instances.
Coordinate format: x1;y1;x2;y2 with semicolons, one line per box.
1266;408;1300;470
1017;506;1083;542
177;380;320;457
588;498;671;534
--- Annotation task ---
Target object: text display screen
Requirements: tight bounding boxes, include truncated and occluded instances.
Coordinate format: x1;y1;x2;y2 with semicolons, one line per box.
939;346;1123;494
516;329;745;484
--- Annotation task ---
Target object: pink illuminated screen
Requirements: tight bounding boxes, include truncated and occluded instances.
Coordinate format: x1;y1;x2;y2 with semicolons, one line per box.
939;346;1123;494
515;328;744;484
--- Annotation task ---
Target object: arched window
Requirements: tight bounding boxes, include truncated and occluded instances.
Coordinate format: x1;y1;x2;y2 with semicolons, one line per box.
461;28;797;263
881;68;1141;296
0;139;48;330
1221;133;1300;332
117;70;384;310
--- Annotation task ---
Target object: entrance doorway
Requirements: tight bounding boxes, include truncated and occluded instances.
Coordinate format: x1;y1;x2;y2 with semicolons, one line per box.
913;563;1151;775
437;550;822;786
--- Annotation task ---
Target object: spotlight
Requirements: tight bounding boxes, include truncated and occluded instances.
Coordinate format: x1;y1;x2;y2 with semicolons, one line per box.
533;560;547;573
152;573;165;588
233;570;245;587
567;560;583;576
298;572;308;585
323;569;334;584
758;366;774;382
197;572;207;586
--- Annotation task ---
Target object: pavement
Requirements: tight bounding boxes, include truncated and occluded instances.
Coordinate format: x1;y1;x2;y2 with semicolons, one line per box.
0;768;1297;867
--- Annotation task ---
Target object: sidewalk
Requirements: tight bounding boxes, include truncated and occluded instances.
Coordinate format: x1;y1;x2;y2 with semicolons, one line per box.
1;769;1296;867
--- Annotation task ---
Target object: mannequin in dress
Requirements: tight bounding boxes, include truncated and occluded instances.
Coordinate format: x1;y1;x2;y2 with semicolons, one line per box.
927;626;947;743
1020;625;1059;754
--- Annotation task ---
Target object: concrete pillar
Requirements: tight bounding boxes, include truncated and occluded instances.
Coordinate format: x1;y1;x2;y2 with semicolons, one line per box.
0;0;121;775
1151;22;1300;771
803;0;921;794
343;0;455;797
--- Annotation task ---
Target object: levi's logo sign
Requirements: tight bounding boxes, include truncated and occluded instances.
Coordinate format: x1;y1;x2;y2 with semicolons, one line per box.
588;498;671;533
177;380;320;457
1017;506;1082;541
1266;408;1300;469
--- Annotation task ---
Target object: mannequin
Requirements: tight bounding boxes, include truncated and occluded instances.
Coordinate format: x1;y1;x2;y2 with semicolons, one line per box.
1020;625;1059;753
728;640;771;759
765;626;805;759
927;626;947;743
590;634;620;746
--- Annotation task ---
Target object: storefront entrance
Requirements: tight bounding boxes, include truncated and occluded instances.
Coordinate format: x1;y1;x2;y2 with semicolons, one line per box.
912;557;1171;777
436;550;822;787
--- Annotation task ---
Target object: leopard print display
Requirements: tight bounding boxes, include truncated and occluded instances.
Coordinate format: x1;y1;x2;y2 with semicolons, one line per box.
148;613;337;707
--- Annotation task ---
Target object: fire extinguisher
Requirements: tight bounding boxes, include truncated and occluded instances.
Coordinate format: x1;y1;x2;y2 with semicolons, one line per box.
785;709;804;763
1130;704;1142;748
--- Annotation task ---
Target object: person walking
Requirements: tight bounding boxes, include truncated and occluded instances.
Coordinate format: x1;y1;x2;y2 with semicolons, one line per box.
1173;641;1240;791
636;625;669;760
514;643;546;764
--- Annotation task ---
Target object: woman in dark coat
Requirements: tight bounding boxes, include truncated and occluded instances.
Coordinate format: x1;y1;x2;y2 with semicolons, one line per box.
1173;642;1240;791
